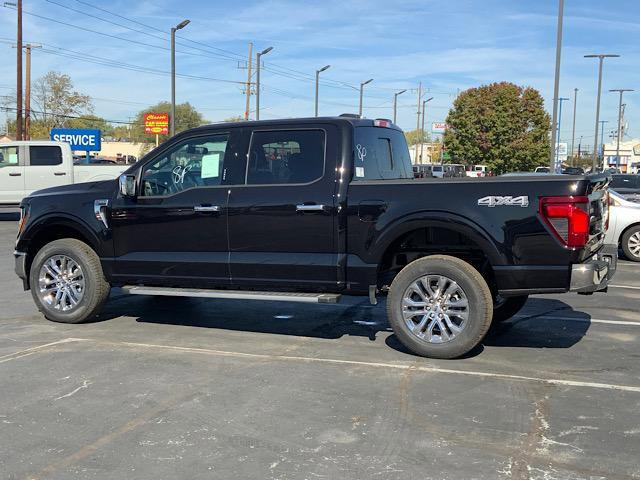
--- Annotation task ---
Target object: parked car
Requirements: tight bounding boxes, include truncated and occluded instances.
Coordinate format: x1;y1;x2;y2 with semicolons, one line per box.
535;166;550;173
562;166;584;175
413;164;434;178
1;141;127;207
605;191;640;261
609;174;640;203
444;164;466;178
466;165;489;177
431;164;444;178
73;156;118;165
14;116;616;359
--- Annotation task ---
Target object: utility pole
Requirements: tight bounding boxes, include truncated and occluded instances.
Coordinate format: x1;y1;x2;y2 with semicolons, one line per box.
358;78;373;117
555;97;569;168
599;120;608;168
314;64;330;117
170;19;190;137
255;46;273;121
244;42;253;120
415;82;422;160
24;43;41;141
16;0;23;140
420;97;433;163
570;88;578;166
549;0;564;173
392;89;406;124
584;53;619;171
609;89;634;168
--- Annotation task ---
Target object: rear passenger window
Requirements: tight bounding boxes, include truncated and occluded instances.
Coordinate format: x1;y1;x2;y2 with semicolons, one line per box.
29;146;63;166
0;146;19;167
246;130;325;185
353;127;411;181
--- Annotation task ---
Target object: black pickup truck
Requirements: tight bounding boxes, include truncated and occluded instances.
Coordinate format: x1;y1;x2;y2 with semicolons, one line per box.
14;116;616;358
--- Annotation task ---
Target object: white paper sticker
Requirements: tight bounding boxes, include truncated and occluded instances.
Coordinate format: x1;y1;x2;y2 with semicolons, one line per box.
8;153;18;164
355;166;365;177
201;153;221;179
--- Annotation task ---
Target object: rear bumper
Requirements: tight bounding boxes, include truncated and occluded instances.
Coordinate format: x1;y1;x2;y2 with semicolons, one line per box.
569;244;617;294
14;250;29;290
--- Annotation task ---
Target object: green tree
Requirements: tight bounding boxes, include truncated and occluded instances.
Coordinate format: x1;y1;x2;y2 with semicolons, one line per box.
131;101;205;143
404;128;430;146
224;115;244;123
443;82;550;173
67;114;113;136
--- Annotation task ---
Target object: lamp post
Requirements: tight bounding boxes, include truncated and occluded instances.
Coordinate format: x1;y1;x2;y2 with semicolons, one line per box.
570;88;578;166
170;19;190;137
554;97;569;169
393;89;406;124
609;88;634;167
584;53;620;171
358;79;373;118
420;97;433;163
548;0;564;172
255;46;273;121
314;65;330;117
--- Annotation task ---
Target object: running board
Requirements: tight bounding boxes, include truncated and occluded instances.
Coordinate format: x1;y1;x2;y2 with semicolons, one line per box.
121;286;342;304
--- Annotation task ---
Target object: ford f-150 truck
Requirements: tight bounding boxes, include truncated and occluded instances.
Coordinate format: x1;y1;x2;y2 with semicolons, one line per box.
1;141;127;207
13;117;616;358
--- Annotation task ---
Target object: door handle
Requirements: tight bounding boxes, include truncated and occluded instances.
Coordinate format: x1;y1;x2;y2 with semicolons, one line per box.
194;205;221;212
296;204;328;212
9;172;21;177
54;172;67;176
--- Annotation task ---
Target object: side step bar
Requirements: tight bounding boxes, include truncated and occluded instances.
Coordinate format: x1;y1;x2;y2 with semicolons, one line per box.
121;286;342;304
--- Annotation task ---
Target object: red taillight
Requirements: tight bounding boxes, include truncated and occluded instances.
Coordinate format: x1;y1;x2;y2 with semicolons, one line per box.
374;119;391;128
539;196;590;248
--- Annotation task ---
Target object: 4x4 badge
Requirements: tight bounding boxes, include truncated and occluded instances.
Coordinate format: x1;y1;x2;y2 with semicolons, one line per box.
477;196;529;207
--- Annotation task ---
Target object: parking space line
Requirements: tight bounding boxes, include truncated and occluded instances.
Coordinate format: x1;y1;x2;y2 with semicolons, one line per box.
94;339;640;394
0;338;79;364
610;284;640;290
514;315;640;326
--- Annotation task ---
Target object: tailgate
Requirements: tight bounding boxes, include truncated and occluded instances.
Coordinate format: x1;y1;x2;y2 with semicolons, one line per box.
583;172;611;259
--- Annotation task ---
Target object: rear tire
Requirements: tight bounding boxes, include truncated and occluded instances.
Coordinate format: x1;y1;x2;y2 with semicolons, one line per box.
492;295;529;323
387;255;493;359
29;238;110;324
621;226;640;262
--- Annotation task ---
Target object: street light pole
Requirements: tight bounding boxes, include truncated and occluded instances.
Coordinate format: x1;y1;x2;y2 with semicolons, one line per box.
549;0;564;173
393;89;406;124
255;46;273;121
420;97;433;163
314;65;330;117
584;53;619;171
359;79;373;118
570;88;578;166
170;19;190;137
555;97;569;167
609;88;634;167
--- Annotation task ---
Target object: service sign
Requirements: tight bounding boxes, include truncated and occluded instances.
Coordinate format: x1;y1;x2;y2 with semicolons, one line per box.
50;128;101;151
144;113;169;135
432;122;449;134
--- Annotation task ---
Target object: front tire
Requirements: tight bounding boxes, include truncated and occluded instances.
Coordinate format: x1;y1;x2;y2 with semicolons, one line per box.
29;238;110;324
621;226;640;262
387;255;493;359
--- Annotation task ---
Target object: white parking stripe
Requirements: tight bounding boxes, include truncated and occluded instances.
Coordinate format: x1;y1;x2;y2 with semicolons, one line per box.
610;284;640;290
0;338;77;364
514;315;640;326
96;339;640;394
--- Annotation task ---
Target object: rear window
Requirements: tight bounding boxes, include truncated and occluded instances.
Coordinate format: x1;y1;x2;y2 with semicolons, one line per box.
610;175;638;189
352;127;411;181
29;146;63;166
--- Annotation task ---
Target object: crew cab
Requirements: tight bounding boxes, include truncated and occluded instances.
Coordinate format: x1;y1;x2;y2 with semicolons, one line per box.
14;117;616;358
0;141;127;207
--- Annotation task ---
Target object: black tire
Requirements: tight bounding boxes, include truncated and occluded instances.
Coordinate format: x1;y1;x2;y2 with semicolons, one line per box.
492;295;529;323
29;238;110;324
621;226;640;262
387;255;493;359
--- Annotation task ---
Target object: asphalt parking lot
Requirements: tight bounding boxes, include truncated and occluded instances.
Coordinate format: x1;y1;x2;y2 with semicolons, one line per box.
1;211;640;480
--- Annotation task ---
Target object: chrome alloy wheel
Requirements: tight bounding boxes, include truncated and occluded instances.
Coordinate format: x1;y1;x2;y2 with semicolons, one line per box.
38;255;85;312
402;275;469;344
628;231;640;258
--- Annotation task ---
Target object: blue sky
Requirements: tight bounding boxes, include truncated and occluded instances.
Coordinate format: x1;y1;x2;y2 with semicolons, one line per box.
1;0;638;148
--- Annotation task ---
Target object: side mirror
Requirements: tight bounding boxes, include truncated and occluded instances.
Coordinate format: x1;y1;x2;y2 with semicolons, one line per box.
119;174;137;197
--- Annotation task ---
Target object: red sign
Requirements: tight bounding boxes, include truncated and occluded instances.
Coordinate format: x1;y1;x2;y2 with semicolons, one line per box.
144;113;169;135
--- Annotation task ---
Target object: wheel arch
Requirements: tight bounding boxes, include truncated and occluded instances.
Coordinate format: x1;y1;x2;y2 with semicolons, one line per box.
619;222;640;246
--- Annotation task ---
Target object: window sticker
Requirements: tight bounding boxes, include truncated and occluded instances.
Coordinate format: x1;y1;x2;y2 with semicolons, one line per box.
9;153;18;164
355;166;365;177
201;153;221;179
356;144;367;163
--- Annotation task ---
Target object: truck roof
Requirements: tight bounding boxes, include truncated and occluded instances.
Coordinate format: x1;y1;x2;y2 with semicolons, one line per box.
189;116;403;133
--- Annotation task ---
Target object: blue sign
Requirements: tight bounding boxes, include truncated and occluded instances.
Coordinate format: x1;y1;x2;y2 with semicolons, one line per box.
50;128;101;151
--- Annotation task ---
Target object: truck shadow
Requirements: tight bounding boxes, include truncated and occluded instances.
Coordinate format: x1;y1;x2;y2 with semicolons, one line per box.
99;293;590;357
